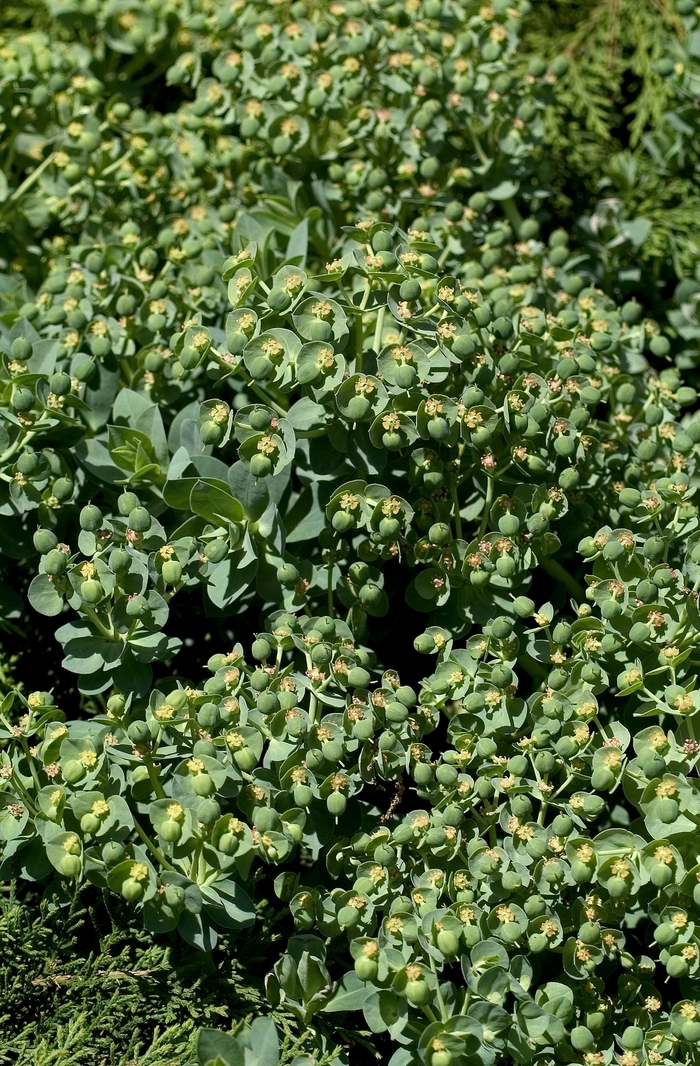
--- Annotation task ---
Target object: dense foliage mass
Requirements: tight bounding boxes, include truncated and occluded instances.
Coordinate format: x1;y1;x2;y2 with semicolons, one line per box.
0;887;281;1066
2;1;700;1064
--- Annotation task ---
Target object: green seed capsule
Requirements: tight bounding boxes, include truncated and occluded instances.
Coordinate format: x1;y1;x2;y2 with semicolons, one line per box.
45;548;68;575
405;977;430;1006
681;1020;700;1043
128;506;151;533
200;420;224;445
61;853;82;878
191;773;215;797
34;529;58;555
80;813;101;835
80;579;103;604
116;492;138;517
50;372;72;396
52;479;74;503
161;560;182;585
666;955;688;978
570;1027;594;1051
12;387;34;412
327;790;347;816
250;454;273;477
11;336;32;361
122;877;144;902
80;504;102;531
62;759;86;784
355;954;378;981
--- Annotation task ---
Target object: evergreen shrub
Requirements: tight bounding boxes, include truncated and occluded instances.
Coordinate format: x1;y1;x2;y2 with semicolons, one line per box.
0;2;700;1065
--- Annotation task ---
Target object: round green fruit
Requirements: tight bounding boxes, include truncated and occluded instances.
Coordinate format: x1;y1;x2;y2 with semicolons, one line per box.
61;854;82;878
405;977;430;1006
122;877;145;902
327;791;347;816
570;1027;594;1051
355;954;378;981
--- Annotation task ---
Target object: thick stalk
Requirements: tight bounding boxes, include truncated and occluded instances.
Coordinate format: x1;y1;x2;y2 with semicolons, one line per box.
478;476;495;539
133;818;175;872
450;477;463;540
4;152;55;206
536;553;586;603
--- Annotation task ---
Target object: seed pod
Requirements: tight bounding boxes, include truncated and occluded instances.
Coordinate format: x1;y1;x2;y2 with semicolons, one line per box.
80;813;101;835
405;976;430;1006
250;454;273;478
161;559;182;585
327;791;347;816
62;759;86;784
200;420;224;445
118;492;140;516
128;506;151;532
126;594;148;617
233;747;258;772
34;529;58;555
191;773;215;797
80;579;103;604
12;387;34;412
122;877;144;902
61;853;82;878
570;1027;594;1051
354;954;378;981
80;504;102;531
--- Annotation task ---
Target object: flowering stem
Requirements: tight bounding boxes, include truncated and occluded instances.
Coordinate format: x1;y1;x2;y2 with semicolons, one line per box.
19;737;42;794
593;714;610;741
372;304;386;354
143;756;167;800
82;606;116;641
466;120;489;167
355;312;364;374
232;362;288;416
450;477;463;540
133;817;176;872
6;769;37;816
96;151;133;179
502;197;523;233
0;430;36;465
4;151;55;205
535;553;585;603
427;955;449;1022
327;560;335;617
552;772;576;798
478;476;495;540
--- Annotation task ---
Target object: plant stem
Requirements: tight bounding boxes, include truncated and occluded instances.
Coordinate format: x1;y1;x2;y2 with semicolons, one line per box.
478;476;495;539
502;196;523;232
133;818;176;872
355;312;363;374
450;477;463;540
372;304;385;354
428;955;449;1022
327;560;335;617
82;606;116;641
96;151;133;180
536;553;586;603
19;737;42;794
466;120;489;167
4;152;55;206
0;430;35;465
143;756;167;799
